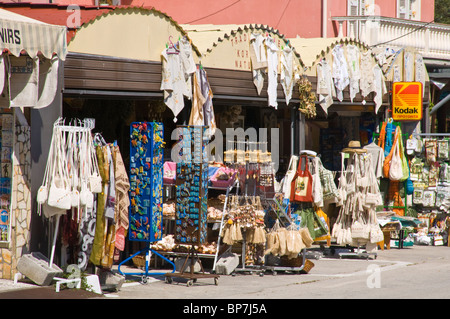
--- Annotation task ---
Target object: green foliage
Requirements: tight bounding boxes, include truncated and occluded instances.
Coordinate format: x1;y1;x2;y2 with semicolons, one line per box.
435;0;450;25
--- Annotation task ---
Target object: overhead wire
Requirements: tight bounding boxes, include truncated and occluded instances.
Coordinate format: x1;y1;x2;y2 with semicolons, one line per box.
185;0;242;24
275;0;291;29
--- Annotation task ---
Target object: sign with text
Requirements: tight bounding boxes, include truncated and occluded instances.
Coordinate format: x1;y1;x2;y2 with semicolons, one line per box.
392;82;423;121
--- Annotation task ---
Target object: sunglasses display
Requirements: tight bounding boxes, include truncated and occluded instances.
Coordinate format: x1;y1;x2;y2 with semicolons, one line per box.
175;126;209;245
129;122;164;242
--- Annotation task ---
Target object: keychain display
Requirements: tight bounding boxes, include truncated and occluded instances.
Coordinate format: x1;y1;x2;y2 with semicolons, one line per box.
129;122;164;242
175;126;209;245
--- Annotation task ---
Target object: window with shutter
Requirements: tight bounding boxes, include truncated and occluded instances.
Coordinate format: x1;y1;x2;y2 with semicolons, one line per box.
410;0;421;20
397;0;419;20
397;0;408;19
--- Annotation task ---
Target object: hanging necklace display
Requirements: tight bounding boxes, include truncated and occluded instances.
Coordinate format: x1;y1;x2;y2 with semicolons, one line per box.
128;122;164;242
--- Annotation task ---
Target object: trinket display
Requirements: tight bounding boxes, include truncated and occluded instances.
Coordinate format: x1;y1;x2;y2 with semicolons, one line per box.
129;122;164;242
409;136;450;212
175;126;209;245
0;111;12;242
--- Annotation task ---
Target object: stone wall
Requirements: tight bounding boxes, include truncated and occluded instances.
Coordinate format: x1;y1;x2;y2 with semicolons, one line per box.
0;126;31;279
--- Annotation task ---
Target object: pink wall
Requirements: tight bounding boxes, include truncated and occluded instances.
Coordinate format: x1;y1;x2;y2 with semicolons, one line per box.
421;0;435;22
4;0;436;38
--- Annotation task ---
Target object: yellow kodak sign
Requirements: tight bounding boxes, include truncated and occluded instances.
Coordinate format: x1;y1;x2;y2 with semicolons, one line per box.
392;82;423;121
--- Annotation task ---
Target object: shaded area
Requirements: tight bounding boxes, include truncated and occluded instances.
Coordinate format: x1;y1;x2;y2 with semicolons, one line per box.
0;286;105;299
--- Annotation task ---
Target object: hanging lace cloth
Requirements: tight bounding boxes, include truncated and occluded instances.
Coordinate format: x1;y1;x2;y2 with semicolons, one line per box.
316;59;335;114
249;33;267;95
332;45;349;102
280;46;294;105
346;44;361;102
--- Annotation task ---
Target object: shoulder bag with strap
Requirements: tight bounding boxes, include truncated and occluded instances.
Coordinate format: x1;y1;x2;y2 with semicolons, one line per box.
290;155;313;203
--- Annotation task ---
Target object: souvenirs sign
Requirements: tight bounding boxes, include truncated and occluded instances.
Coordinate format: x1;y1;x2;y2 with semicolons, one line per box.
392;82;423;121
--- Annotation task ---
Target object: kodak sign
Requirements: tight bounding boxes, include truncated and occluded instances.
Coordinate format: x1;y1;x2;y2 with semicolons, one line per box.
392;82;423;121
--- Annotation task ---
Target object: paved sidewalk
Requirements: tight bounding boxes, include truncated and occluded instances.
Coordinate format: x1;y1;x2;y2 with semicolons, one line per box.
1;244;450;299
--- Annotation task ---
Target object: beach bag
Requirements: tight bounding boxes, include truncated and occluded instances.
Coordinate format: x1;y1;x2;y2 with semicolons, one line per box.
383;126;398;178
314;208;331;242
88;133;103;194
351;215;370;240
389;134;403;181
319;158;339;202
290;155;313;203
280;155;299;199
369;210;384;243
47;127;71;210
37;126;57;215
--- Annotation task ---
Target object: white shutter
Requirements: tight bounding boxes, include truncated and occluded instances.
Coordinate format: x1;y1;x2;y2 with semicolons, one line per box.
348;0;360;16
410;0;420;20
397;0;409;19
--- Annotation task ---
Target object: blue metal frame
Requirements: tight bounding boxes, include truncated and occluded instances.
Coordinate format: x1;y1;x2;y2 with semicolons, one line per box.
118;245;176;278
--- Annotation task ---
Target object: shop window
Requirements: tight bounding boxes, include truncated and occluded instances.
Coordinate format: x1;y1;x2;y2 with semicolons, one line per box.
397;0;421;20
0;110;13;243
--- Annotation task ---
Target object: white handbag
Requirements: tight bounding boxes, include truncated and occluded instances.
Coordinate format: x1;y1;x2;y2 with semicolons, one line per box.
68;130;80;209
280;155;298;199
389;140;403;181
89;132;102;194
47;127;72;210
351;215;370;240
37;126;56;215
369;210;384;243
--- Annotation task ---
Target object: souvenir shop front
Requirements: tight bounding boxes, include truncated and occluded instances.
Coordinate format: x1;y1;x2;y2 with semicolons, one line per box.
156;23;322;274
277;38;434;253
46;7;206;277
59;17;323;280
0;9;67;279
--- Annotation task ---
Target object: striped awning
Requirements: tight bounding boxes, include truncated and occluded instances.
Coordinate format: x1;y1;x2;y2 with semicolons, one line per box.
0;9;67;60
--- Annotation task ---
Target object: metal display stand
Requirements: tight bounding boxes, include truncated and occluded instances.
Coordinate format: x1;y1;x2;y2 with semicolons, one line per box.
119;122;177;283
164;245;219;286
264;248;308;275
118;245;176;283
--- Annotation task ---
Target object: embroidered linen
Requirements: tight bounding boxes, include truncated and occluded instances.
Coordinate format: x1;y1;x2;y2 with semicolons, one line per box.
179;38;197;99
404;51;414;82
249;33;267;95
280;46;294;105
160;42;196;122
393;64;401;82
332;45;349;102
359;51;374;98
265;36;279;109
346;44;361;102
373;64;387;114
415;53;426;97
316;59;335;114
